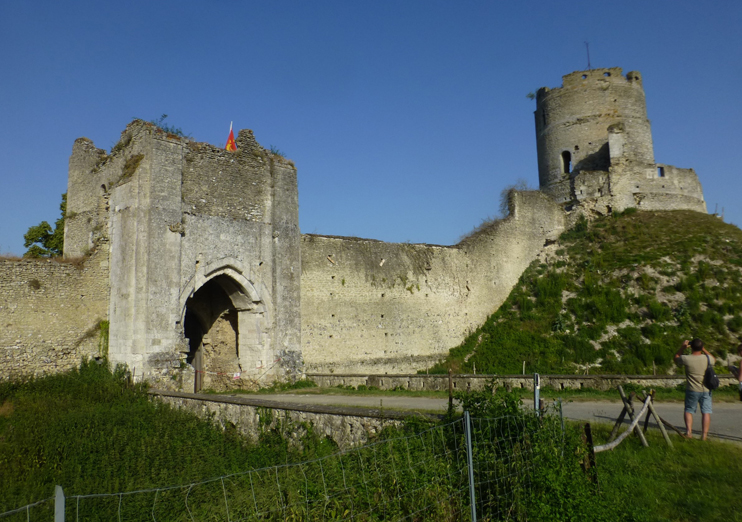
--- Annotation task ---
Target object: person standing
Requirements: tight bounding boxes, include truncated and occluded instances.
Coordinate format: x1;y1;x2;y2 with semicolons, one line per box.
674;338;715;440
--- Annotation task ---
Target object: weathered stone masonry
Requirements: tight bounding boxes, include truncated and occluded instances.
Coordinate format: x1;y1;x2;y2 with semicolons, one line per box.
535;68;706;215
300;191;565;374
0;249;109;379
152;390;428;450
0;67;709;386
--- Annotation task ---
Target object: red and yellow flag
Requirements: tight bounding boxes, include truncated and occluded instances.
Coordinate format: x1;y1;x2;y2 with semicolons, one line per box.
225;122;237;151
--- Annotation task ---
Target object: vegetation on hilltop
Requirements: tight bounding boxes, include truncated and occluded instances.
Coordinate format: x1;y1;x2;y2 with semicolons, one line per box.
432;209;742;375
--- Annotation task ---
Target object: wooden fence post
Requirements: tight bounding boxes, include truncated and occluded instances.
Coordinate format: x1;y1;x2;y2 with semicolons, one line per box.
448;368;453;412
617;385;649;447
583;423;599;486
641;390;674;448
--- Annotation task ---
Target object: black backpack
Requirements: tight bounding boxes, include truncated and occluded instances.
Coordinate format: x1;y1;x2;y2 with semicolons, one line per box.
703;354;720;391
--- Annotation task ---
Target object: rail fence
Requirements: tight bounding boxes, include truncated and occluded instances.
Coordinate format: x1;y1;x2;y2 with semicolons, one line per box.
1;409;564;521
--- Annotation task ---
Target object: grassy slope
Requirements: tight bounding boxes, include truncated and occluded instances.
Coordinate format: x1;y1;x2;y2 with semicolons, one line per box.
432;209;742;375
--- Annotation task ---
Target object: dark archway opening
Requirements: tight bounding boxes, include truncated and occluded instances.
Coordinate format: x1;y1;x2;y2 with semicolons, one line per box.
184;275;242;392
184;308;205;364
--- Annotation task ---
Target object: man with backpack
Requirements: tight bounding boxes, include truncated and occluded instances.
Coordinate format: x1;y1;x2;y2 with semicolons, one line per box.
674;338;716;440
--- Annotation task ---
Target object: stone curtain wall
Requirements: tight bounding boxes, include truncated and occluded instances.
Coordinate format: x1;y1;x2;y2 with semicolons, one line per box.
617;164;707;213
0;249;110;380
301;236;468;374
300;191;565;374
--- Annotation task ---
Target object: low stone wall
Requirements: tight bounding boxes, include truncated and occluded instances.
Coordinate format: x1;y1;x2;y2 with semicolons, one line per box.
306;373;739;392
151;390;440;450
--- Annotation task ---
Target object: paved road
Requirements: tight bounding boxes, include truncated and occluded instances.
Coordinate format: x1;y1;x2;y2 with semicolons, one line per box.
252;393;742;443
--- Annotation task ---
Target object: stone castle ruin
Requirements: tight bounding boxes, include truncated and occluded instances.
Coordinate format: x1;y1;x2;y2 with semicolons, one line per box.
0;68;706;390
536;68;705;214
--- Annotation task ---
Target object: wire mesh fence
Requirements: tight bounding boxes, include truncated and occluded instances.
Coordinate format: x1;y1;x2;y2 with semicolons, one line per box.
1;410;566;521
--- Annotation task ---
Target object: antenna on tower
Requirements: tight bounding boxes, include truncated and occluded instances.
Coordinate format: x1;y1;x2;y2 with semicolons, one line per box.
585;42;592;70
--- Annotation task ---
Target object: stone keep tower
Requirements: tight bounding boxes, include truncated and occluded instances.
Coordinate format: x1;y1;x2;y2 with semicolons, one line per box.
534;67;706;213
64;121;302;390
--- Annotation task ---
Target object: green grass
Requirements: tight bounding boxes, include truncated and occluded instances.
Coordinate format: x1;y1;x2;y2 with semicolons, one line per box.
593;423;742;521
0;361;339;513
432;210;742;376
2;366;741;520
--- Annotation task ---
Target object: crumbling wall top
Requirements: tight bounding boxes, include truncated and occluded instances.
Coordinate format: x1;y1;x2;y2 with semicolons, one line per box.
537;67;644;100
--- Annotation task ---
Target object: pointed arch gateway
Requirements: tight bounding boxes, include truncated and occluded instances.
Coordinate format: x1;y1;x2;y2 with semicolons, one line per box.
182;271;269;392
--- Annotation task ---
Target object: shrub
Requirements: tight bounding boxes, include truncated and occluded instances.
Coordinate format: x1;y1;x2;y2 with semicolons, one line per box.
727;315;742;333
647;299;673;322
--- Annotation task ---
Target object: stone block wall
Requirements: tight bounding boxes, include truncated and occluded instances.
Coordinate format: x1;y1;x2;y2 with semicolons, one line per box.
0;248;110;380
182;130;273;222
152;390;420;450
623;164;707;212
307;373;740;392
572;170;610;201
300;191;565;374
301;235;467;373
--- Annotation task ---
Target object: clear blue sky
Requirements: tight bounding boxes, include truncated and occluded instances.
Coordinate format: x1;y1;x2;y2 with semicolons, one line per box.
1;1;740;255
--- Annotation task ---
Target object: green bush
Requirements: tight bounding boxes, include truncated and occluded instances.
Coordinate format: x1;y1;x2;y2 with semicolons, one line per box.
647;299;673;322
727;315;742;333
454;385;635;521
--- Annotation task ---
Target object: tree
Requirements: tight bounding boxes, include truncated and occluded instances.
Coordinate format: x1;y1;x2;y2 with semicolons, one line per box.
24;193;66;258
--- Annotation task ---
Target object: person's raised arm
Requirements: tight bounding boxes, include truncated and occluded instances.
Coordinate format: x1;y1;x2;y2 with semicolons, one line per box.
675;340;689;360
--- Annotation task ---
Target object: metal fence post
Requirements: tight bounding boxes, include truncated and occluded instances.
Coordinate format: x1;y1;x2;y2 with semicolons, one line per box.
558;397;565;456
533;373;540;415
55;485;65;522
558;397;565;434
464;411;477;522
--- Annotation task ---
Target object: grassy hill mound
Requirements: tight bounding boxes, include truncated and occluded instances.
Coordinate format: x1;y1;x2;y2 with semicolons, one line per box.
433;209;742;375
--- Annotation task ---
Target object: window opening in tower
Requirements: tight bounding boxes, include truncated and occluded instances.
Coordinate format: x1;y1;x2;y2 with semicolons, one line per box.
561;151;572;174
